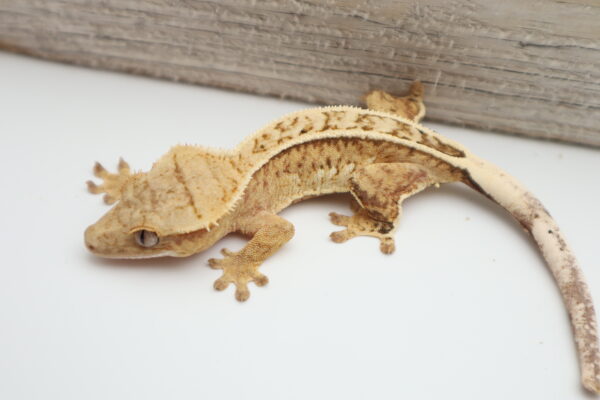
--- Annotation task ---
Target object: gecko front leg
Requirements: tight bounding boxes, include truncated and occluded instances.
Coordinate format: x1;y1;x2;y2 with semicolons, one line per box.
209;213;295;301
330;163;438;254
87;158;131;204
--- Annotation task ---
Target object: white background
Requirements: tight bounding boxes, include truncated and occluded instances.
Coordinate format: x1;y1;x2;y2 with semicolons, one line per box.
1;52;599;399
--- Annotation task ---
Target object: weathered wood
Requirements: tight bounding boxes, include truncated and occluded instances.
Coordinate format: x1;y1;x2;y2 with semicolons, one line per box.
1;0;599;146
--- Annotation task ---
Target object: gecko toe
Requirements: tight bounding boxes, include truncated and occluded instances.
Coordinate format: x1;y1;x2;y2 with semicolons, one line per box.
103;194;117;205
214;277;230;291
329;212;351;226
87;180;101;194
208;258;222;269
330;230;352;243
235;285;251;302
253;273;269;287
220;248;235;257
93;162;108;178
379;237;395;254
118;157;130;173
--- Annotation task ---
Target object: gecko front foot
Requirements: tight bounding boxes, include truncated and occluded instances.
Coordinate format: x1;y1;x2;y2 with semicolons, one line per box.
208;248;269;302
87;158;131;204
329;204;396;254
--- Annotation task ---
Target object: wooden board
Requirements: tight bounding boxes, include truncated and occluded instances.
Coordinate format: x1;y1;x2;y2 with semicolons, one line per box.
1;0;599;146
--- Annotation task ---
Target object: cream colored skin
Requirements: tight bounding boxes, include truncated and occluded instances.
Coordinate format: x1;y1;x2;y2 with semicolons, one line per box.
85;83;599;393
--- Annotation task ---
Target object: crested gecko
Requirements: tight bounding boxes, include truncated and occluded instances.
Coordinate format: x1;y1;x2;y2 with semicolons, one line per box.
84;83;599;393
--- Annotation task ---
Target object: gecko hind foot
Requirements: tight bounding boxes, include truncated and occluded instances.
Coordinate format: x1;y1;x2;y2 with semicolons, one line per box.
208;248;269;302
86;158;131;204
329;210;396;254
364;81;425;122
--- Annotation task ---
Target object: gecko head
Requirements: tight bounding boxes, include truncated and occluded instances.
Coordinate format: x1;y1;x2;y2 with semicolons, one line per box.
84;150;232;259
84;173;180;258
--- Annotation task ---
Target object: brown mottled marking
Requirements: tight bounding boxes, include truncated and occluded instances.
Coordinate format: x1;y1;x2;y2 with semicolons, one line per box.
252;138;267;153
172;154;202;220
319;111;332;131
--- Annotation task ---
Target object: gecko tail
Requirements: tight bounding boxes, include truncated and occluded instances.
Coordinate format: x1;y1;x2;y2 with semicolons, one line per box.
462;156;600;393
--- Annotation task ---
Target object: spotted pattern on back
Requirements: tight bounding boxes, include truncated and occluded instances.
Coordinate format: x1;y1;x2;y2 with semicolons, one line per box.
239;107;465;162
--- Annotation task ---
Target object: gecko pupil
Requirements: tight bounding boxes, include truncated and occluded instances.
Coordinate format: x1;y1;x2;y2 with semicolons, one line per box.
135;230;159;248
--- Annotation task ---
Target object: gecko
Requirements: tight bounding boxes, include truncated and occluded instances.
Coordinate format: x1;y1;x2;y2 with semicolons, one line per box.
84;82;599;393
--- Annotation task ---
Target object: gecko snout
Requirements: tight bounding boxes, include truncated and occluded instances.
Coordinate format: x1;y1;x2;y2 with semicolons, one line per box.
84;225;99;254
84;219;120;256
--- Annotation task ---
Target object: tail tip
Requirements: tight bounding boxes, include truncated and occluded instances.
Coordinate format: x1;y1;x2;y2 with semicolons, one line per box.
582;376;600;394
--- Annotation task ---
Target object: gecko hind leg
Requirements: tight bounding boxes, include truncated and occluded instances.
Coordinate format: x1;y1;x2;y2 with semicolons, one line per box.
330;198;397;254
364;81;426;123
330;163;437;254
87;158;131;204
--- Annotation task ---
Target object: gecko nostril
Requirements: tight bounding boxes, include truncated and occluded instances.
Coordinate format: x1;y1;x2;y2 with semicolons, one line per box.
87;244;95;251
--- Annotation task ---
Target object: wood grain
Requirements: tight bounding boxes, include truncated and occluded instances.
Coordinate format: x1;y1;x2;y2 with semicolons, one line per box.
1;0;599;146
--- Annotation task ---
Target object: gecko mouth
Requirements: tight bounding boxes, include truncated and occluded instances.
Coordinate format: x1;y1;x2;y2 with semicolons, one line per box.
94;251;175;260
84;238;174;259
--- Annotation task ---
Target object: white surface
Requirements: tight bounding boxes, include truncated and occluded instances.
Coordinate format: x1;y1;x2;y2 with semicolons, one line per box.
1;52;599;400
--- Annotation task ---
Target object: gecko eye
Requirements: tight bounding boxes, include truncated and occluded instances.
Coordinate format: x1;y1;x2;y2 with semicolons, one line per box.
134;230;159;248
